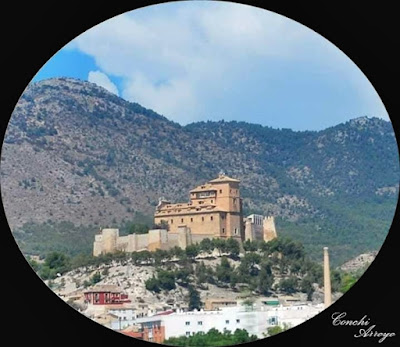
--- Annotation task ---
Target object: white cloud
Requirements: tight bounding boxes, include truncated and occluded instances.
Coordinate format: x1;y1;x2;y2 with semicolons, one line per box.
88;70;119;96
66;2;388;125
69;2;313;123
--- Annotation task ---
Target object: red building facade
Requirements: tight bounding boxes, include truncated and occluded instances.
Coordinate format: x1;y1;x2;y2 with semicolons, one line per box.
84;285;131;305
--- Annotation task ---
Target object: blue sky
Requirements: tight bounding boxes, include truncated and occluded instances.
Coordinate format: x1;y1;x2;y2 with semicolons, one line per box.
33;1;389;131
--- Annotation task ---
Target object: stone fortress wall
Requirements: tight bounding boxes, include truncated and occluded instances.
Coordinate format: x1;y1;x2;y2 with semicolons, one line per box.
93;174;277;256
93;226;192;256
244;214;277;242
93;214;277;256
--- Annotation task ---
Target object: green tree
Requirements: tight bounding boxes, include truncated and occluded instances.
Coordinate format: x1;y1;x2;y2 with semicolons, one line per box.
238;253;261;278
266;324;288;336
128;223;148;234
340;273;358;293
243;239;258;252
170;246;185;259
164;327;258;346
216;257;232;284
279;276;298;294
145;276;160;293
226;238;240;258
157;270;176;290
27;257;40;272
300;276;314;300
90;271;101;285
44;251;69;273
199;238;214;254
213;238;227;256
175;267;192;287
195;261;214;286
233;329;258;344
331;269;342;292
258;261;274;295
39;251;70;279
230;271;238;289
188;285;202;311
153;249;169;265
185;244;199;260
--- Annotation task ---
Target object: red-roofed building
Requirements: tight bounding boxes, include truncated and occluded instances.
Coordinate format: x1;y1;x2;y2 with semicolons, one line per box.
121;330;144;340
83;285;131;305
134;310;174;343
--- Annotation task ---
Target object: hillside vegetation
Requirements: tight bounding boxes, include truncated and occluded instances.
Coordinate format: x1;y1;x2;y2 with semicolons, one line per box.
1;78;398;265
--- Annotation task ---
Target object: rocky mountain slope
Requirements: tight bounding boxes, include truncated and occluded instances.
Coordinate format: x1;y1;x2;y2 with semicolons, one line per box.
1;78;398;264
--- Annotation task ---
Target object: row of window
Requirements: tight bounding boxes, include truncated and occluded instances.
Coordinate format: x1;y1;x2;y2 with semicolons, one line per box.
191;188;238;197
185;319;240;326
170;216;215;224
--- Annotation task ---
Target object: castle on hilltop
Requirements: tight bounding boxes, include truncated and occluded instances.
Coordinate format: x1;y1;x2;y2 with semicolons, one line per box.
93;173;277;256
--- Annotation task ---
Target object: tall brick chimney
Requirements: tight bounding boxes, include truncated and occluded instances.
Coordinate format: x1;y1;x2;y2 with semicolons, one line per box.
324;247;332;307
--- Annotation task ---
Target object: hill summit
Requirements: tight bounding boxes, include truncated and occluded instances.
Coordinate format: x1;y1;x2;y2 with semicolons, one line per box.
1;77;398;264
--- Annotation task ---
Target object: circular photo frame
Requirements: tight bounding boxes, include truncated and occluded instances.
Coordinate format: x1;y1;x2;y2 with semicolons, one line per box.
2;1;398;346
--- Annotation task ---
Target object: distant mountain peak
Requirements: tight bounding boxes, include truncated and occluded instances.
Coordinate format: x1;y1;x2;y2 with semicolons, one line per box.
2;79;398;265
348;116;388;127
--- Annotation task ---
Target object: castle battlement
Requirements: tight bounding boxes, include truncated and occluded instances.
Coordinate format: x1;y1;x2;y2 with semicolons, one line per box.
155;173;243;241
93;174;277;256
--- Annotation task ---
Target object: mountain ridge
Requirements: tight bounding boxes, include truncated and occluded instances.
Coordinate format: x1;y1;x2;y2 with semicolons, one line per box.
1;77;398;264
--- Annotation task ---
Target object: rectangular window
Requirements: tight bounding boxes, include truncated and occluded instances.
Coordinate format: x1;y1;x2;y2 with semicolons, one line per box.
171;219;173;224
211;200;213;203
185;321;190;326
181;218;184;223
268;317;277;325
202;217;204;221
211;216;213;221
234;228;238;234
233;198;236;204
186;332;190;336
190;218;193;222
198;321;203;325
219;189;222;193
225;320;229;324
222;228;225;233
236;319;240;323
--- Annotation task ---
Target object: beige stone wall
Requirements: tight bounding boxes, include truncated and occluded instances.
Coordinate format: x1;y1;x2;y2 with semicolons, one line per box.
93;229;153;255
137;234;149;250
155;176;243;242
102;229;119;253
93;176;278;256
244;215;278;242
156;210;242;240
93;240;103;256
116;234;140;253
263;216;277;241
225;213;242;238
167;233;179;248
244;214;264;241
176;226;194;249
148;229;168;252
155;211;221;236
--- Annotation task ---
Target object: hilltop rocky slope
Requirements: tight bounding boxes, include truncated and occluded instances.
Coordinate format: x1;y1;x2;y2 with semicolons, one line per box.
1;78;398;264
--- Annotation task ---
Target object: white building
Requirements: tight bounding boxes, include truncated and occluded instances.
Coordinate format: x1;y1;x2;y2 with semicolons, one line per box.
136;303;324;339
107;306;137;330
